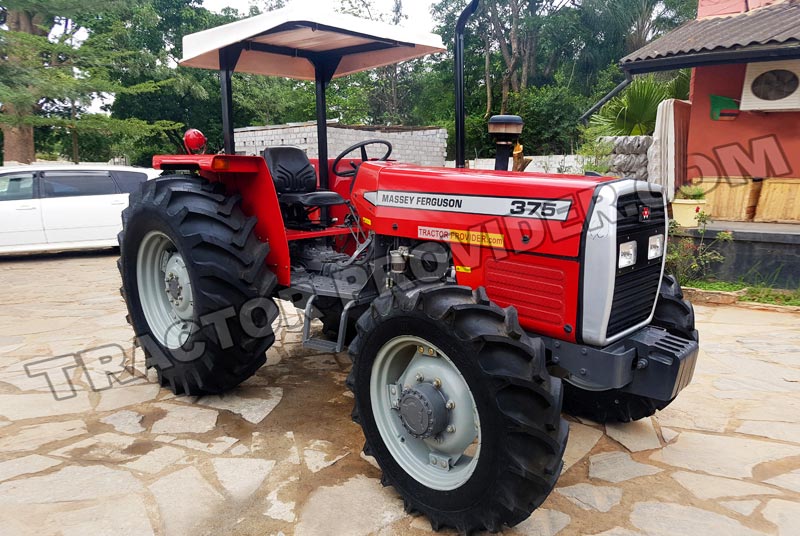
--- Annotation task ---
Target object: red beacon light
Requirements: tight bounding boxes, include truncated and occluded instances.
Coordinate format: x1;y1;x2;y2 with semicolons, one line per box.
183;129;207;154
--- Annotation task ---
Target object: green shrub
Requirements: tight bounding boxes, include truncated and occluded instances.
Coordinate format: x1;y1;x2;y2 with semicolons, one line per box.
676;185;706;200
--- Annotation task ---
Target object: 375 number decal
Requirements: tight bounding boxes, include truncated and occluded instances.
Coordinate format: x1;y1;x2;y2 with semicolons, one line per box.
510;200;559;218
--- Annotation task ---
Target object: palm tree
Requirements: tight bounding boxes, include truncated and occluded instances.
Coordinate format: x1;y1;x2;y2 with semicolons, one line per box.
589;71;689;136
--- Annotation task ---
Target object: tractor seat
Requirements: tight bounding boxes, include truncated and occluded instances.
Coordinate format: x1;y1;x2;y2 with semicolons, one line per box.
263;146;345;207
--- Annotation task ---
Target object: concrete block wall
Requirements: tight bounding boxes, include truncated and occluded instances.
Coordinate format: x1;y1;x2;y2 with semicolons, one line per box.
446;155;589;174
235;123;448;167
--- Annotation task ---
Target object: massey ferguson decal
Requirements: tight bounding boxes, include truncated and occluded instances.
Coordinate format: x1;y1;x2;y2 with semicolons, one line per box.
375;191;573;221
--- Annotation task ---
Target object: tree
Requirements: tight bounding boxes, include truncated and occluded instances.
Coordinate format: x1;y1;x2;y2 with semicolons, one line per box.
588;71;689;136
0;1;181;163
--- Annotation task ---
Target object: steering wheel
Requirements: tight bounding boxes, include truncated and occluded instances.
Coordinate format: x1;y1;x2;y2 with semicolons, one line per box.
332;139;393;178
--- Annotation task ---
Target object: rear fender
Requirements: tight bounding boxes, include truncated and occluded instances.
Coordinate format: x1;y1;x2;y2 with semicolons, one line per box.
153;154;290;286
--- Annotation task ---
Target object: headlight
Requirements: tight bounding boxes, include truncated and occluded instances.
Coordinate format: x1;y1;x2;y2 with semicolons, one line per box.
648;234;665;260
619;241;637;269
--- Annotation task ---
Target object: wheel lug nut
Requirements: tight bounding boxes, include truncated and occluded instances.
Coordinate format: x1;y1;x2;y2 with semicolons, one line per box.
432;378;442;389
446;401;455;410
430;456;437;465
447;425;455;433
415;373;424;382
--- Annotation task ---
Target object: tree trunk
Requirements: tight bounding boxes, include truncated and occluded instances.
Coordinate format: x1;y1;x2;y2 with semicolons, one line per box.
2;10;51;164
0;120;35;164
71;101;80;163
501;78;510;115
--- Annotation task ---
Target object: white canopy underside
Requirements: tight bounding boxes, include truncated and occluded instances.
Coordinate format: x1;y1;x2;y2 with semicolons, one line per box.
180;5;446;80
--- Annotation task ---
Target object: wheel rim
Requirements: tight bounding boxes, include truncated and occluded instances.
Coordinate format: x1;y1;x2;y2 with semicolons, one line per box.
136;231;195;350
370;335;481;491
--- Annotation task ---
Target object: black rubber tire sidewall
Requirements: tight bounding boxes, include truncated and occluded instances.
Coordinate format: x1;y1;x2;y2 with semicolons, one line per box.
119;176;276;394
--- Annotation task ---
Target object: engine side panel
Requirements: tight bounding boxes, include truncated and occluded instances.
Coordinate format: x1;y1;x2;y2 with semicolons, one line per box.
352;162;611;341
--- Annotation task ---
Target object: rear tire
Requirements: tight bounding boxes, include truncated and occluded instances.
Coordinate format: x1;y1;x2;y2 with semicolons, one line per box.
348;284;567;533
119;175;278;395
562;273;697;423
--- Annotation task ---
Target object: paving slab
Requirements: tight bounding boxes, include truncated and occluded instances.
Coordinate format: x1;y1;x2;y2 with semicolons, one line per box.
650;431;798;478
148;466;224;536
1;256;799;535
762;499;800;536
765;469;800;493
670;471;779;500
556;483;623;512
629;502;768;536
605;418;661;452
294;475;405;536
0;455;61;482
589;451;662;483
508;508;570;535
150;403;219;435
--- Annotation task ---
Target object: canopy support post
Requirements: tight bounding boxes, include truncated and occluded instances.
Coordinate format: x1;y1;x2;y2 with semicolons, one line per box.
219;46;243;155
313;57;341;190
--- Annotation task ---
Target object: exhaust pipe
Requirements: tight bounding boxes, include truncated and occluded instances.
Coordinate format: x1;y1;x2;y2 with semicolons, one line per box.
455;0;480;169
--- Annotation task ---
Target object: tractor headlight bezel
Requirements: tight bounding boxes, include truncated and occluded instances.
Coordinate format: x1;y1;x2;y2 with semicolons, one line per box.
618;240;638;269
648;234;665;260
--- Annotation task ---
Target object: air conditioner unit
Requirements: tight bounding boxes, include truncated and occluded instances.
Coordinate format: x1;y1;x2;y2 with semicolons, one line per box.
740;60;800;112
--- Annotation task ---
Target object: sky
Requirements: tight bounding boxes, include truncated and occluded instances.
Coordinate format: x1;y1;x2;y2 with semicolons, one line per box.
202;0;438;32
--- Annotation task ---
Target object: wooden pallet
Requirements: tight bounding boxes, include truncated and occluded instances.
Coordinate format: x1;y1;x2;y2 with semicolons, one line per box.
755;178;800;223
696;177;762;221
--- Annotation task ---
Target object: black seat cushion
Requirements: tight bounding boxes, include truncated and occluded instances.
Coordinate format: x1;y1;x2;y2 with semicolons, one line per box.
263;146;318;194
263;146;345;208
280;191;345;207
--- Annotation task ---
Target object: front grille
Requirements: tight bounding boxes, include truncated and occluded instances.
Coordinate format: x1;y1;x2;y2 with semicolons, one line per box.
607;263;662;338
604;190;666;339
616;191;665;234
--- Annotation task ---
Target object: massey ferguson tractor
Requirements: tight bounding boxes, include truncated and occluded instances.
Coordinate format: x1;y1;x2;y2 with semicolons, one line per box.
118;1;699;532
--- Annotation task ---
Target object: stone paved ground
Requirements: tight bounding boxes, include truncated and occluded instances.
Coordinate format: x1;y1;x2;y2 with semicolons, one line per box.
0;252;798;536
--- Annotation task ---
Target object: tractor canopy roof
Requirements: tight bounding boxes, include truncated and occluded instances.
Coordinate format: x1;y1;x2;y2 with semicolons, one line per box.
180;5;446;80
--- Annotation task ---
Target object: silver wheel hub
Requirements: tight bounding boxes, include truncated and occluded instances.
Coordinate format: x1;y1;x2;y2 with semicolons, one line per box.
163;255;193;319
371;336;481;491
136;231;195;349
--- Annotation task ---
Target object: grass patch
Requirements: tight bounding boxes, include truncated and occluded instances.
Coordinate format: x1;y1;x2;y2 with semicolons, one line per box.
686;279;800;307
742;287;800;307
685;280;748;292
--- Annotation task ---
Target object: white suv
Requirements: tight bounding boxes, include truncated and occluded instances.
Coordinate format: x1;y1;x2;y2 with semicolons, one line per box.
0;164;160;255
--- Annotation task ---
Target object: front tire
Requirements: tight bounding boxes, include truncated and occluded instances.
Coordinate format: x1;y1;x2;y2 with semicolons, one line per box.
119;175;278;395
562;274;697;423
348;285;567;533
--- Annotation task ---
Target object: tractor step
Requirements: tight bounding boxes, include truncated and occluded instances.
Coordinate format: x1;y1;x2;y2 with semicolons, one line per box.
292;274;363;300
302;295;362;354
303;338;339;353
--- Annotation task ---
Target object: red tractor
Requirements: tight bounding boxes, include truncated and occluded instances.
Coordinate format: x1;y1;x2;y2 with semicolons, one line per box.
118;1;698;532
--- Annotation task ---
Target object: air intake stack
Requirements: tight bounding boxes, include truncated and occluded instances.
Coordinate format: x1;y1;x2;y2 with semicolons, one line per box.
488;115;524;171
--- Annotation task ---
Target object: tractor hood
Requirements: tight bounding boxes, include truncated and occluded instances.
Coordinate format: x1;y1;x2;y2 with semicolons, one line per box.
180;5;446;80
351;162;629;260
